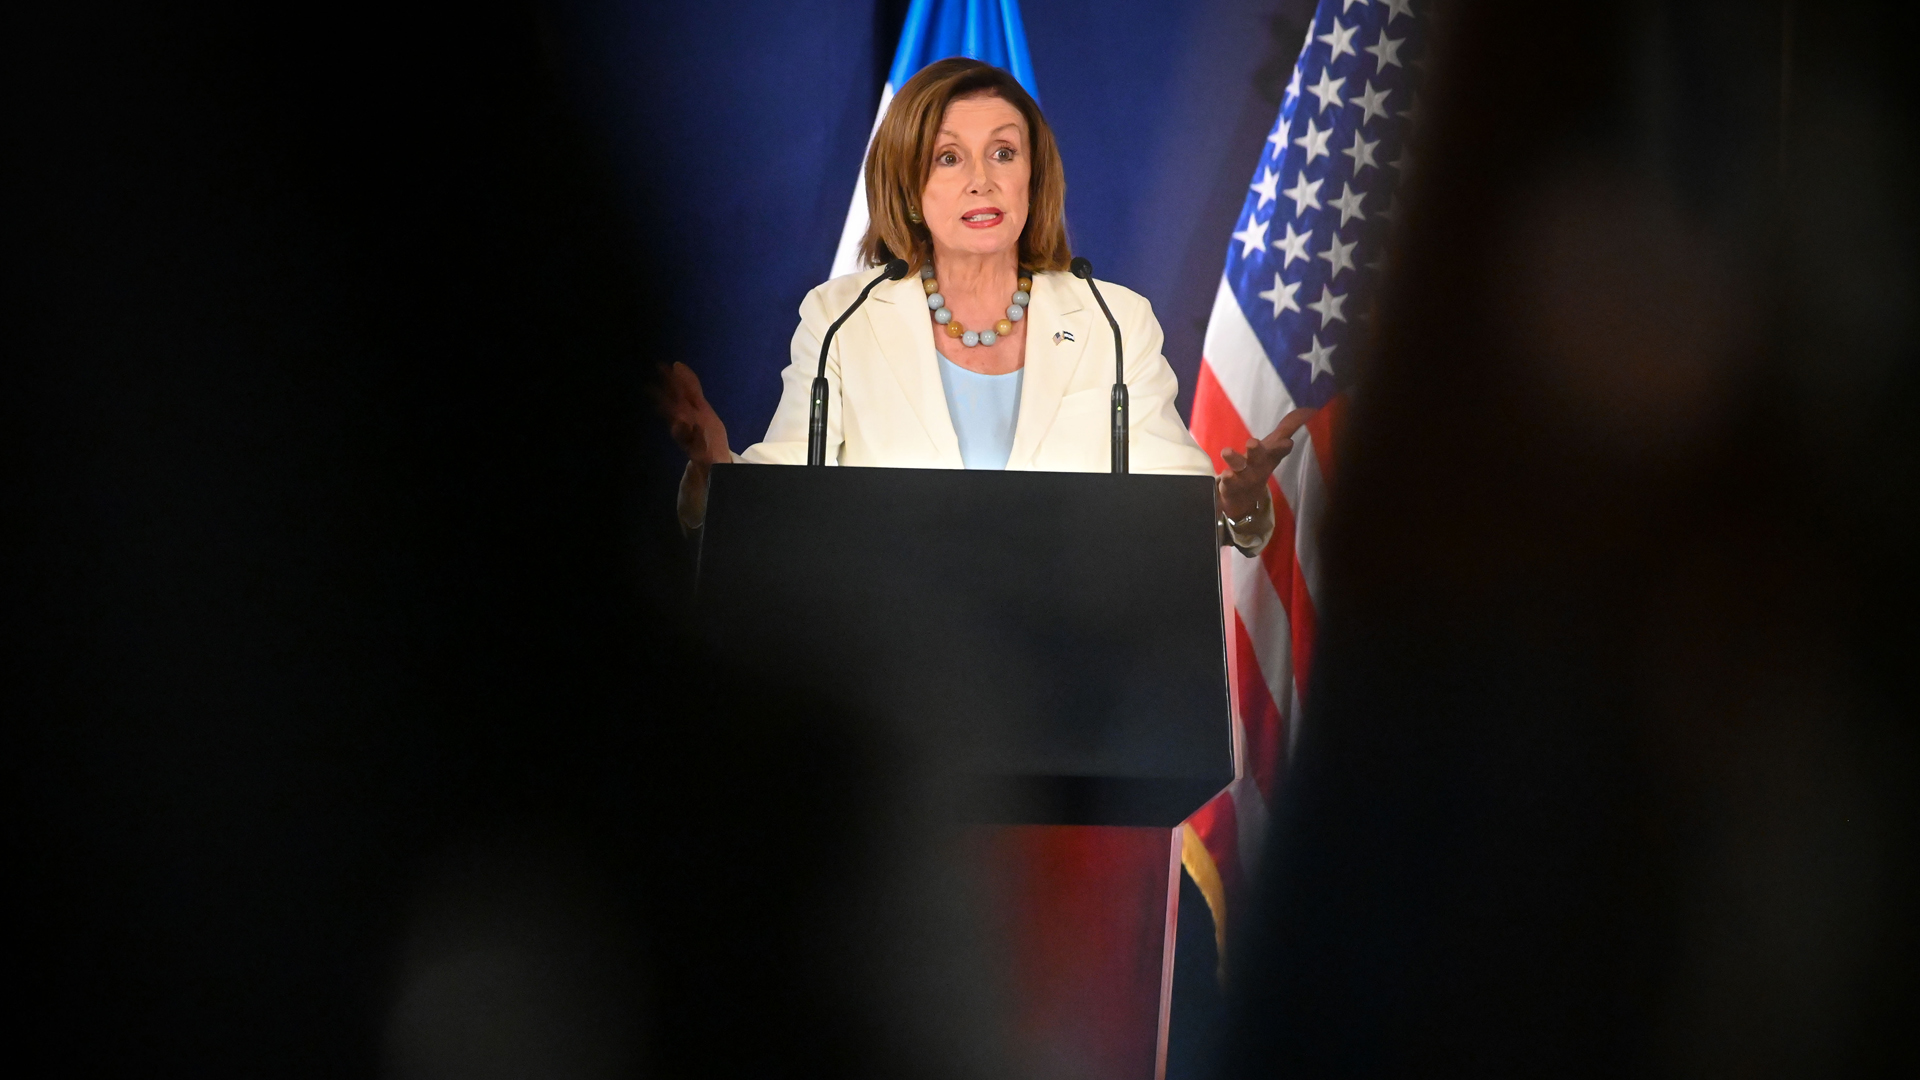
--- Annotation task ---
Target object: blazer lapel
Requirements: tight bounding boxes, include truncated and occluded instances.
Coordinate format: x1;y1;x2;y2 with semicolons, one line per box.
864;274;962;466
1007;270;1094;469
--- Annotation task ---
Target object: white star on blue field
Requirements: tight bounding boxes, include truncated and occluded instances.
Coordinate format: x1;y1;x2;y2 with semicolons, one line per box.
1222;0;1423;408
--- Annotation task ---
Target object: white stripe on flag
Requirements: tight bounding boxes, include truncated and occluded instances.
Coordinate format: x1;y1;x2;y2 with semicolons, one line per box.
829;83;896;278
1201;276;1295;437
1229;547;1294;730
1289;432;1326;600
1220;547;1249;781
1229;773;1269;874
1275;422;1305;515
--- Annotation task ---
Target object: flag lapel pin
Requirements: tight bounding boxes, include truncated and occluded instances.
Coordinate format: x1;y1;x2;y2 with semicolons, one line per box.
1053;330;1074;344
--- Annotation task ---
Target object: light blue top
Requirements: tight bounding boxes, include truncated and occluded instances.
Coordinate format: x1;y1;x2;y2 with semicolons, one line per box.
936;355;1023;470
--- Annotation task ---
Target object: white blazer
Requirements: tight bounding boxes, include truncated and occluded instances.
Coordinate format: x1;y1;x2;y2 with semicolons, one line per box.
742;268;1214;474
690;268;1274;551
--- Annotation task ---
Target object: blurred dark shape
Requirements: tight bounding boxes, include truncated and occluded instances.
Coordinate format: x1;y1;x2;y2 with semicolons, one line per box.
6;1;1009;1077
385;834;645;1080
1220;0;1918;1076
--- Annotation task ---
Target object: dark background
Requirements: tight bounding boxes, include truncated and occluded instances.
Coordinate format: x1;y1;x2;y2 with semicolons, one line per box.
6;1;889;1074
9;0;1918;1077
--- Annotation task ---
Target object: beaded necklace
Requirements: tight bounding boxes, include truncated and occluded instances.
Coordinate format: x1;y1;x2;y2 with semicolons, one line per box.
920;264;1031;348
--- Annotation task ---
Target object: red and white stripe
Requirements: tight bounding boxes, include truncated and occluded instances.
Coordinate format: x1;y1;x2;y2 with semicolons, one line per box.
1180;276;1344;965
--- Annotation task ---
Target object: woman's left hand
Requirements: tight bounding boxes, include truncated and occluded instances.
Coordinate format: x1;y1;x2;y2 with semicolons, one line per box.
1216;408;1316;521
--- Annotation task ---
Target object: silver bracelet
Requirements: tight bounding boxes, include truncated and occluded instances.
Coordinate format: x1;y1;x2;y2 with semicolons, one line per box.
1220;493;1266;530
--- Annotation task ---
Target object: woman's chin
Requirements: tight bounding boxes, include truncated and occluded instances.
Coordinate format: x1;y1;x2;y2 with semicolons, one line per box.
931;233;1020;260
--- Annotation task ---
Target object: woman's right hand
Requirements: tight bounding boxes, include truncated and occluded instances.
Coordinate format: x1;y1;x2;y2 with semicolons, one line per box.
657;361;731;472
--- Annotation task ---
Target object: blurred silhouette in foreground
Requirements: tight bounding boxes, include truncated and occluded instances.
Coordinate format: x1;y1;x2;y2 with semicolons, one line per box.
1218;1;1918;1076
9;2;1011;1077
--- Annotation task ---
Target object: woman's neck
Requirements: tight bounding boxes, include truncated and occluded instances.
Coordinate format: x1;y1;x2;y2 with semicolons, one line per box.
928;246;1020;306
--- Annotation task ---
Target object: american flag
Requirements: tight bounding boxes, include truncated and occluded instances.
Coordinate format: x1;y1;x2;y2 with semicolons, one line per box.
1181;0;1423;963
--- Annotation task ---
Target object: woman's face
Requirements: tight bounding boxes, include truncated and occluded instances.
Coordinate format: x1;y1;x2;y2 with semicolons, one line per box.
919;93;1031;263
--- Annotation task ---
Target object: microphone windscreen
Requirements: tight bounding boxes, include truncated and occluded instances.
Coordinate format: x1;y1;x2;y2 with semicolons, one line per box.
1069;256;1094;279
884;258;909;280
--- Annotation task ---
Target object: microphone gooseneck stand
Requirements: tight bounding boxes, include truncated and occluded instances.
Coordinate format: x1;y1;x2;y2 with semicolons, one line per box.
808;258;909;466
1070;257;1128;474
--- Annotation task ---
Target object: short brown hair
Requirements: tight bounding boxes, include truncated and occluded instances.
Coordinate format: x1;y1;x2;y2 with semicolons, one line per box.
858;58;1071;273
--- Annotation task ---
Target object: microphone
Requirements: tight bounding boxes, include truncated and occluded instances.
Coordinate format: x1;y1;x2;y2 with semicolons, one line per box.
1070;256;1128;475
808;258;909;466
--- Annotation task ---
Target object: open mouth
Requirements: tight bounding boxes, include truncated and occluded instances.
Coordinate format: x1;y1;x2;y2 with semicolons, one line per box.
960;207;1005;228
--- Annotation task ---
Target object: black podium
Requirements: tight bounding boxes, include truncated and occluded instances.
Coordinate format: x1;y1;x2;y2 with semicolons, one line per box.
696;464;1232;827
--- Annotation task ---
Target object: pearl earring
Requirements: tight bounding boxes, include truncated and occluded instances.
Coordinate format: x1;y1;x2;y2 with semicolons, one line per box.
907;204;923;224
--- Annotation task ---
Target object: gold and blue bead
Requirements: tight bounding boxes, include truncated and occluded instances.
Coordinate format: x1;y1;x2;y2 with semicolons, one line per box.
918;266;1034;348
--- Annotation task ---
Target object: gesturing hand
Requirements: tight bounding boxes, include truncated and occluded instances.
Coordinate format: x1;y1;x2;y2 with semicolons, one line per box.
656;361;731;474
1217;407;1315;521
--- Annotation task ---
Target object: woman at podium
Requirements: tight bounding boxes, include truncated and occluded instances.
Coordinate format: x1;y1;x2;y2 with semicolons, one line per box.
663;58;1304;552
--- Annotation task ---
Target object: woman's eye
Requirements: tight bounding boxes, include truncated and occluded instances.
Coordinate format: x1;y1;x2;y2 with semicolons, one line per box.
938;152;958;166
994;147;1016;162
